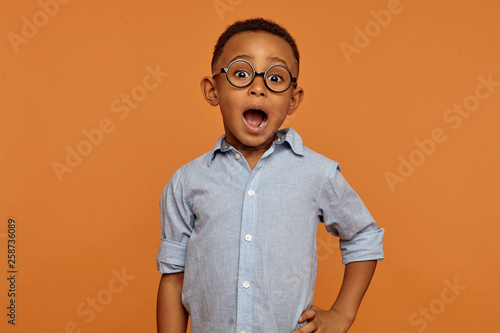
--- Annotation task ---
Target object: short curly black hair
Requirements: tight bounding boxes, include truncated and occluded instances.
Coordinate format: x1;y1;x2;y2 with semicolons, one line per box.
211;18;300;72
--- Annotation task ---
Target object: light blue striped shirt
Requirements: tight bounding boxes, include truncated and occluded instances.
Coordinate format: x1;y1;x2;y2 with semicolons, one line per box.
157;128;384;333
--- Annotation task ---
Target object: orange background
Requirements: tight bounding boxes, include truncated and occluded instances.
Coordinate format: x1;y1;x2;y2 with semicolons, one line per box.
1;0;499;332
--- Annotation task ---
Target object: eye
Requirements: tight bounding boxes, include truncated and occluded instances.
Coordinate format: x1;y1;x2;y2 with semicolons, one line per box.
267;74;283;83
234;70;251;79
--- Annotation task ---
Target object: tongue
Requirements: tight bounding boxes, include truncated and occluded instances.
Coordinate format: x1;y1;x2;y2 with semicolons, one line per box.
244;110;265;127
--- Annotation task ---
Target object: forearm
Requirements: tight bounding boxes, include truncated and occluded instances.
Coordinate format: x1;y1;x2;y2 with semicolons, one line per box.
157;273;188;333
331;260;377;323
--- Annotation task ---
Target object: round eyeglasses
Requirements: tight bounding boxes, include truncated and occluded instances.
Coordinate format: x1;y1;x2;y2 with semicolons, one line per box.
212;59;297;93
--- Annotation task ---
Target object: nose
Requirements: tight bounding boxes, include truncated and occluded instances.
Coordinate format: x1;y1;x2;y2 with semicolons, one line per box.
249;72;267;96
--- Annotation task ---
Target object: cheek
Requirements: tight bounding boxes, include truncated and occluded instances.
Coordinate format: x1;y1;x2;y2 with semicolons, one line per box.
218;88;242;108
218;96;241;123
219;102;237;117
272;98;293;118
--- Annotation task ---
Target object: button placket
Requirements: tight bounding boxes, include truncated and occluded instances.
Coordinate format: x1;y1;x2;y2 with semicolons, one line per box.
236;166;264;330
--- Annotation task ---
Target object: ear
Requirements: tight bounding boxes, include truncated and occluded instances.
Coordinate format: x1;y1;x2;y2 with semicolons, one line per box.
200;76;219;106
287;86;304;115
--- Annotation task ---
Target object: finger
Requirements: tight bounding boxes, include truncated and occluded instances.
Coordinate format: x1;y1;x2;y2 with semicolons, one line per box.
298;309;316;322
292;321;318;333
309;305;321;311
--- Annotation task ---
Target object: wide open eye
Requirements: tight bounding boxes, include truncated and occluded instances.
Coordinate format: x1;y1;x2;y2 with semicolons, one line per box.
265;65;291;91
267;74;283;83
227;60;254;87
234;70;251;79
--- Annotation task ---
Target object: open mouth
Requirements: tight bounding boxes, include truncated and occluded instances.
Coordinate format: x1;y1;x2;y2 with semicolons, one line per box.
243;109;268;129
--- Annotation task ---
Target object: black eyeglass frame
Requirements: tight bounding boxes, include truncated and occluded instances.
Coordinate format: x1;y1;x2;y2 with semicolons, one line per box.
212;59;297;93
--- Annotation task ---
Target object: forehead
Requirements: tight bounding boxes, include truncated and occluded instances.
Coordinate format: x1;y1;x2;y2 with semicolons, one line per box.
218;31;297;73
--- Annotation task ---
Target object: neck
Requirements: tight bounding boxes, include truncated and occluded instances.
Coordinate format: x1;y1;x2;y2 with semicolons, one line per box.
241;149;265;170
226;139;273;171
224;131;279;170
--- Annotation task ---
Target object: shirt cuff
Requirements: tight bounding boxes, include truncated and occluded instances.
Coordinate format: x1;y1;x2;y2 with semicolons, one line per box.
340;227;385;265
156;238;187;274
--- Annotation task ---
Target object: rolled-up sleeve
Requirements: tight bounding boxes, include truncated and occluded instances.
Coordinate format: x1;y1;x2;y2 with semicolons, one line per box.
318;163;384;264
156;167;194;274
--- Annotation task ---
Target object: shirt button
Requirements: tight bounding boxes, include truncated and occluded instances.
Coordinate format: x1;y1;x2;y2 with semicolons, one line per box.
245;234;252;242
235;153;241;160
248;190;255;197
243;281;250;288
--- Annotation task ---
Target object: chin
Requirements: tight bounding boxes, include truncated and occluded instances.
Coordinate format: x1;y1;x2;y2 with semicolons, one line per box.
244;133;275;148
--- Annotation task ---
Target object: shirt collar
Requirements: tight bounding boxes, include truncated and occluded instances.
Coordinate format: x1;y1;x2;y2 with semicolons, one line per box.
206;127;304;166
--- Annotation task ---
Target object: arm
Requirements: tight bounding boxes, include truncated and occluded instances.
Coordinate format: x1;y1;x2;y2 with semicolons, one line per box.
157;272;188;333
293;260;377;333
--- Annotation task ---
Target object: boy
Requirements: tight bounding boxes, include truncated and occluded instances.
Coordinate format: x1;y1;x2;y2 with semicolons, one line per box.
156;18;384;333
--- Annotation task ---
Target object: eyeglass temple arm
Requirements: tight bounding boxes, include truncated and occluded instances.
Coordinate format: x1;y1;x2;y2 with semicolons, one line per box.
212;68;228;78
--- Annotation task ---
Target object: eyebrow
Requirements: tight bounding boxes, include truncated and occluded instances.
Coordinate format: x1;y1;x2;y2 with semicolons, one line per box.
227;54;289;68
